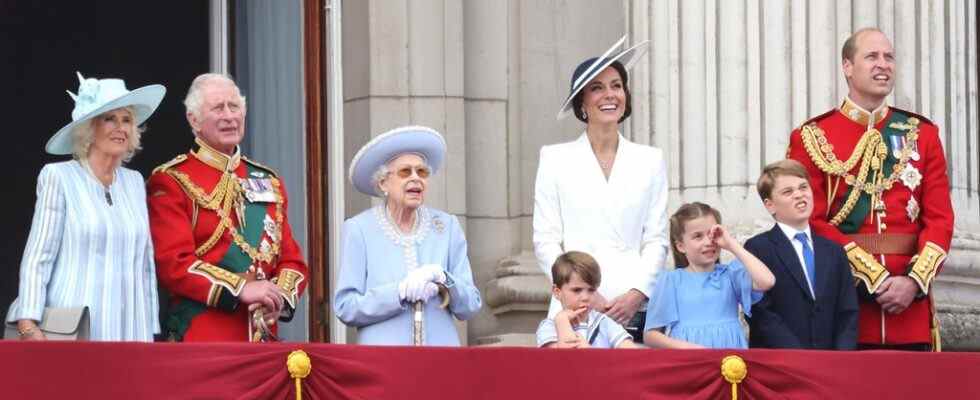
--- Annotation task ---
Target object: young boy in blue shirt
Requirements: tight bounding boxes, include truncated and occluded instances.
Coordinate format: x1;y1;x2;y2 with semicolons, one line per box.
536;251;640;349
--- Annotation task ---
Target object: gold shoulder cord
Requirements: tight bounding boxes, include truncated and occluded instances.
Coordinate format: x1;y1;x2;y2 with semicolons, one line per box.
152;154;188;175
166;170;284;262
799;118;919;225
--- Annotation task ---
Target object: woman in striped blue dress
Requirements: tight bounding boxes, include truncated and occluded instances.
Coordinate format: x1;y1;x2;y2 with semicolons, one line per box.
5;73;165;341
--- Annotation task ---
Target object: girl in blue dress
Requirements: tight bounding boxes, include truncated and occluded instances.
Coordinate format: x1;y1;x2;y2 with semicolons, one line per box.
643;202;775;349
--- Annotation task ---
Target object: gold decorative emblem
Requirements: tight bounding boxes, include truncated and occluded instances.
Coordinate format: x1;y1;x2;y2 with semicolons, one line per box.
906;197;920;223
721;355;747;400
287;350;312;400
899;163;922;190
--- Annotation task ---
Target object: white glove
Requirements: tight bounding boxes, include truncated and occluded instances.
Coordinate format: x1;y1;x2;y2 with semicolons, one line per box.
413;264;447;285
398;264;446;303
419;282;439;302
399;279;440;303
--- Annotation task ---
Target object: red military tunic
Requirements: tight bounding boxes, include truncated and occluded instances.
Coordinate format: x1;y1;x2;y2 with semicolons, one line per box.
148;138;308;341
788;98;954;346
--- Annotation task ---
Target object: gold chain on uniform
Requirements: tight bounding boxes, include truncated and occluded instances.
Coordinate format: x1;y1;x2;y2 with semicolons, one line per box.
800;117;919;226
167;170;284;263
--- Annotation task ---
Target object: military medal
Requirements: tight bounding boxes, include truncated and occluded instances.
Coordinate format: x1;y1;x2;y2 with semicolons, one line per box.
241;177;278;203
900;163;922;190
888;135;906;160
907;197;920;222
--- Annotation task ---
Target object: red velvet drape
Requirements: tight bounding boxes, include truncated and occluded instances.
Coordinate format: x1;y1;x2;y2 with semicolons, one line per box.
1;342;975;399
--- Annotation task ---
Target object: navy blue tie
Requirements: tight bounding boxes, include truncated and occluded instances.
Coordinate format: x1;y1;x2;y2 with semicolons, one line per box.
794;232;816;297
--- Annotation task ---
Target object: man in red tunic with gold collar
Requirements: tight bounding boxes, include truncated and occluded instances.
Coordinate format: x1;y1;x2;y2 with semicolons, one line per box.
148;73;308;342
787;28;954;351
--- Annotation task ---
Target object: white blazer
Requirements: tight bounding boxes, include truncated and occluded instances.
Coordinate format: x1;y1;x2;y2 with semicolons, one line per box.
533;133;670;316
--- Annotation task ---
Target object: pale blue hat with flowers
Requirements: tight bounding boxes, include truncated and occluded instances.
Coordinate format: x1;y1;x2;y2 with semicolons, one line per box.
348;125;447;197
46;72;166;155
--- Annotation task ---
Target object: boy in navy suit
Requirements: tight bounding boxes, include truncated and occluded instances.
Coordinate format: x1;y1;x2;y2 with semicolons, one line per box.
744;159;858;349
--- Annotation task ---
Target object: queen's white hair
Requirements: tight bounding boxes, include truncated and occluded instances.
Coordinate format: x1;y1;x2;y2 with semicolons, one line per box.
370;152;430;196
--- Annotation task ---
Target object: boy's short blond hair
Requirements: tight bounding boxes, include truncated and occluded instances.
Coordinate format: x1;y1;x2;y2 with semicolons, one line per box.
756;159;810;201
551;251;601;288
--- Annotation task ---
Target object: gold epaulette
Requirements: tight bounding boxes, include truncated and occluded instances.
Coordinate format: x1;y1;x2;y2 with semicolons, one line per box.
889;106;934;126
908;242;947;295
798;109;836;130
243;157;279;178
787;110;835;158
152;154;188;174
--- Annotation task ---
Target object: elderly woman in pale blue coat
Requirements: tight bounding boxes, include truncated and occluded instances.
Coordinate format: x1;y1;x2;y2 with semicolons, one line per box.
6;73;164;341
334;126;482;346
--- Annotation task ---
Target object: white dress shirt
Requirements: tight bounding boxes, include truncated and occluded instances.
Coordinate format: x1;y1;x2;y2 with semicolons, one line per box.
776;222;816;298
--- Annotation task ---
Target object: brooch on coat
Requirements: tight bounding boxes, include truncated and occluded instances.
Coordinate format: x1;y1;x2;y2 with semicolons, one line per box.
432;216;445;234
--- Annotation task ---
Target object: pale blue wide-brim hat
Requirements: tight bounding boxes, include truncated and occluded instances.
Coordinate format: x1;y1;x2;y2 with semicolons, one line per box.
556;35;650;120
348;125;447;197
46;72;166;155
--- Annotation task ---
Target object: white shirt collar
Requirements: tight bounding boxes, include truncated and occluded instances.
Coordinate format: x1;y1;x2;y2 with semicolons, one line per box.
776;221;812;244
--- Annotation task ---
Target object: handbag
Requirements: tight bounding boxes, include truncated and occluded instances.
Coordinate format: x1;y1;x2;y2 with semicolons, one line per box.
4;307;90;340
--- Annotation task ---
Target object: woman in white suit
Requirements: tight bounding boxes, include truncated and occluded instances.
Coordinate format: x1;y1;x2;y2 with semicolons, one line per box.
533;36;670;342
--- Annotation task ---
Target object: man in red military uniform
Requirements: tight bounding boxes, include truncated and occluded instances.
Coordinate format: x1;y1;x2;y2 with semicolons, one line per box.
148;73;308;342
787;28;954;350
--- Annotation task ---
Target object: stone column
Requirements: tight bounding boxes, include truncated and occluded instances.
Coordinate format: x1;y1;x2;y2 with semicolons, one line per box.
626;0;980;350
461;0;537;345
341;0;468;343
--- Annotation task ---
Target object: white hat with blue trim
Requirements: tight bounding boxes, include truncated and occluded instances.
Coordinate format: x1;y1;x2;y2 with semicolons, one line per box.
348;125;447;197
556;35;650;120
